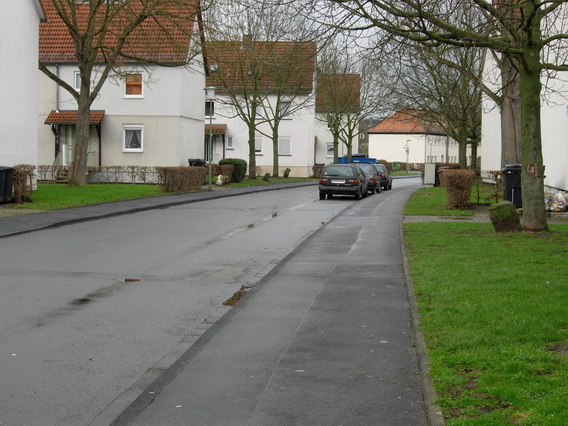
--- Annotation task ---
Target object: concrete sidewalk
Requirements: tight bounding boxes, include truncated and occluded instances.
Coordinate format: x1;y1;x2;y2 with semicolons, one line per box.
105;180;439;426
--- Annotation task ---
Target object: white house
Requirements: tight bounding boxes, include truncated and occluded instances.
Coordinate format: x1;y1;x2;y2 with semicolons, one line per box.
37;0;205;171
205;39;319;177
0;0;44;167
481;77;568;192
368;110;462;169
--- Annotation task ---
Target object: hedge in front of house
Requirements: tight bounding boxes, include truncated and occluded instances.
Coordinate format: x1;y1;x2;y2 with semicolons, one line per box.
212;164;235;182
156;166;206;193
219;158;247;183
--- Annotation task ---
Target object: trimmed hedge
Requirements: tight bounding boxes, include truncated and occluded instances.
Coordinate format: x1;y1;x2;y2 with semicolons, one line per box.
444;169;476;209
219;158;247;183
156;167;206;193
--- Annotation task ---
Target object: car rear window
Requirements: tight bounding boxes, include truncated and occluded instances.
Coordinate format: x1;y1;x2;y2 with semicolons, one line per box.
324;166;352;176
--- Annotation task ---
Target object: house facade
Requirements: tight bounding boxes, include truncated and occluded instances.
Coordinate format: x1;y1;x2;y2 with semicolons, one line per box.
1;0;44;167
481;78;568;192
368;110;461;169
37;0;205;172
205;39;318;177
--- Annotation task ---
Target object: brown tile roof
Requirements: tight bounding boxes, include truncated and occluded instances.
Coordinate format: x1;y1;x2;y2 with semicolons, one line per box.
39;0;199;64
368;110;445;135
205;39;316;94
205;124;227;135
316;74;360;113
44;110;105;125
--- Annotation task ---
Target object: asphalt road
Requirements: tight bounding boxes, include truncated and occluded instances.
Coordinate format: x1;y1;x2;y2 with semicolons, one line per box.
0;177;433;425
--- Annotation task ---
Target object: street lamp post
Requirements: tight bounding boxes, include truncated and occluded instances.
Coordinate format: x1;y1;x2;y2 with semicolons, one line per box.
204;86;216;191
405;141;410;173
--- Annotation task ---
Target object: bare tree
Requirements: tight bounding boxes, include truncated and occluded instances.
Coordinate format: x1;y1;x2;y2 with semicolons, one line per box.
316;41;391;163
391;44;483;168
203;0;319;178
317;0;568;231
39;0;203;186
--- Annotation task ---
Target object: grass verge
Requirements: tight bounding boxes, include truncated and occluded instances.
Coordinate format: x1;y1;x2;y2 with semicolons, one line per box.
404;193;568;424
403;184;502;217
5;177;314;211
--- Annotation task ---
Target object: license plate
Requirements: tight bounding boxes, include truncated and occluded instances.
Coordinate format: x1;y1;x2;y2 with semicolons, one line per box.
331;179;345;184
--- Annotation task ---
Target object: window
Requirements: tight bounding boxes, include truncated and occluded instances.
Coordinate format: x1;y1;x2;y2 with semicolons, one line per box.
123;125;143;152
278;137;291;156
279;101;291;118
226;135;234;149
205;100;215;118
74;72;81;91
204;134;214;161
124;73;143;97
255;105;263;120
255;137;263;154
326;143;334;157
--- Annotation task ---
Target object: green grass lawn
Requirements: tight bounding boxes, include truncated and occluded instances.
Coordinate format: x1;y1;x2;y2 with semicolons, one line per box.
404;189;568;424
403;184;502;217
6;177;314;211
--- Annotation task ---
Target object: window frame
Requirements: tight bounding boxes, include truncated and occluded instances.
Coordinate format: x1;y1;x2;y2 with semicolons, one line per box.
255;136;263;154
279;101;291;118
278;137;291;156
205;100;215;118
123;125;144;152
226;135;234;150
74;71;82;91
326;143;334;157
124;73;144;98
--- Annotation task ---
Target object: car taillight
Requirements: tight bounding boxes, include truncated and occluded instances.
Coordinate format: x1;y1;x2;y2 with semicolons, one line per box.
370;178;376;183
381;173;386;178
347;179;359;184
319;178;329;183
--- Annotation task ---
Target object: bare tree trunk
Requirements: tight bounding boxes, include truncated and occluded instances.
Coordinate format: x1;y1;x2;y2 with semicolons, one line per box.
70;92;92;186
519;57;548;232
272;126;279;177
248;122;257;179
501;56;522;167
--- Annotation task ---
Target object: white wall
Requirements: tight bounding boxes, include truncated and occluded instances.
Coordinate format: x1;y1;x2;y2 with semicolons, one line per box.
38;62;205;167
369;133;463;166
211;94;316;176
481;73;568;191
1;0;43;167
314;117;360;165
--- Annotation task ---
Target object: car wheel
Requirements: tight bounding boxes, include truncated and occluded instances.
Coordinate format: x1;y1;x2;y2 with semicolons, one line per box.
355;188;361;200
362;188;368;198
327;193;333;199
377;184;382;193
388;181;392;190
319;191;325;200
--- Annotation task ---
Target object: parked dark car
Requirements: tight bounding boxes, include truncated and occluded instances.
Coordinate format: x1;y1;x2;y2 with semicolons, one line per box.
318;164;368;200
352;162;381;194
374;163;393;190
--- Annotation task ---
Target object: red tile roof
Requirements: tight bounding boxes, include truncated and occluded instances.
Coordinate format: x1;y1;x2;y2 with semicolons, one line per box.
44;110;105;125
205;39;316;94
39;0;199;64
316;74;360;113
368;110;445;135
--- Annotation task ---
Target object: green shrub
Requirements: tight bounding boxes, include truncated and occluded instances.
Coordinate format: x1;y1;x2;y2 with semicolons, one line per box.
219;158;247;183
